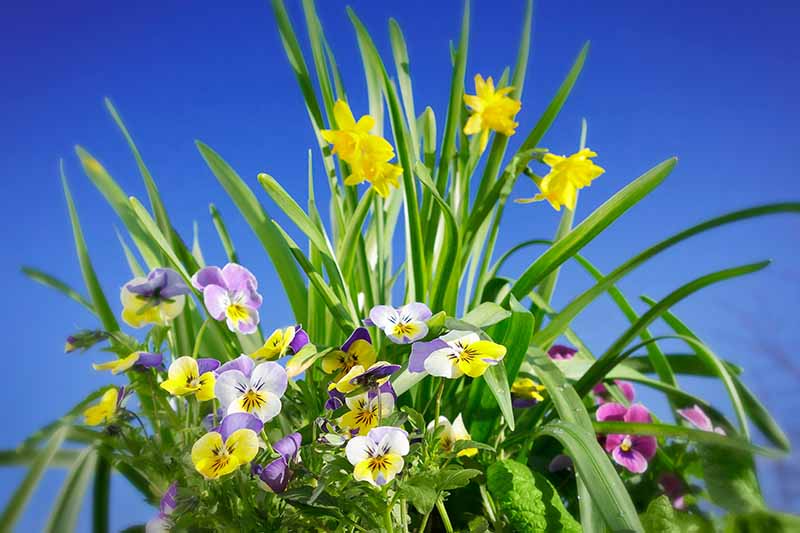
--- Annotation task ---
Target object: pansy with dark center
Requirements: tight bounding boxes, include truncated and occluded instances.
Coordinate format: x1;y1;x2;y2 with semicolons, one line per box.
251;325;309;361
367;303;432;344
215;361;288;422
345;426;410;486
321;328;376;380
121;268;189;328
191;413;263;480
160;357;219;401
191;263;263;335
339;382;396;436
409;330;506;379
596;403;657;474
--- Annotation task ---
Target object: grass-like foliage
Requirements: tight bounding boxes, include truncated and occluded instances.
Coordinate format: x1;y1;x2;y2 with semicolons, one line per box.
3;1;798;532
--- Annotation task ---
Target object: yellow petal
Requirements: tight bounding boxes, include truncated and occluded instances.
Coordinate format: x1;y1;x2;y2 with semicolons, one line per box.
167;356;199;383
348;340;376;368
196;372;216;401
92;352;139;375
457;357;490;378
333;100;356;129
321;350;346;375
463;113;483;135
542;153;565;168
226;428;260;464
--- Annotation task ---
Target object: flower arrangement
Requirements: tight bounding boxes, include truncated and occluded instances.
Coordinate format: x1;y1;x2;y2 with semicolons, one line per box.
3;1;798;532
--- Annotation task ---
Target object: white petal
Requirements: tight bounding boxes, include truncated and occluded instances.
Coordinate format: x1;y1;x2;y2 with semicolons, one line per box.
253;391;282;423
250;361;288;397
368;305;399;329
424;348;461;378
345;392;369;410
345;436;373;465
378;392;395;416
442;330;480;347
426;416;452;433
451;414;471;440
214;369;249;409
372;427;409;456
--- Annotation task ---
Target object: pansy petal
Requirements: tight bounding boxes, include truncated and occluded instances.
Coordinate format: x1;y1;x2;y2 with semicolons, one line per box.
624;404;652;424
273;432;302;460
216;354;255;378
197;358;221;375
368;305;398;329
191;432;225;472
288;326;310;354
167;356;199;382
451;414;471;441
191;266;225;291
202;285;229;320
341;327;371;352
221;263;258;292
227;306;260;335
260;457;290;492
612;447;649;474
369;427;409;456
214;370;250;409
424;348;460;378
604;433;625;453
470;340;507;363
348;339;376;369
196;372;216;401
218;413;264;441
408;338;448;373
345;436;373;465
135;352;164;370
677;405;713;432
249;391;281;423
596;402;628;422
251;362;288;397
226;428;260;464
400;302;432;322
632;435;658;460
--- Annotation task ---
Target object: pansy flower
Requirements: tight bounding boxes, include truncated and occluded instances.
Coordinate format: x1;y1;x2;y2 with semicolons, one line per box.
331;361;401;394
191;263;263;334
191;413;262;480
160;356;219;401
215;361;288;422
121;268;189;328
409;330;506;379
428;414;476;457
252;432;302;493
92;351;164;374
84;386;127;426
677;405;726;435
345;426;410;487
596;403;657;474
367;303;432;344
548;344;577;360
516;148;605;211
463;74;522;153
658;473;687;510
146;482;177;532
339;383;396;436
321;328;376;381
511;377;546;408
250;325;309;361
316;417;349;447
548;454;573;473
593;380;636;405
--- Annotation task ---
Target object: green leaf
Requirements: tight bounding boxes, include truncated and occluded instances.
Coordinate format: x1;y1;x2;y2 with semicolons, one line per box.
486;460;581;533
511;157;676;301
61;165;119;332
724;510;800;533
196;141;308;323
0;425;70;529
399;474;438;515
436;467;481;491
536;420;643;532
92;453;111;533
22;266;95;314
701;444;765;513
128;197;191;281
640;495;679;533
44;447;97;533
209;204;239;263
461;302;512;329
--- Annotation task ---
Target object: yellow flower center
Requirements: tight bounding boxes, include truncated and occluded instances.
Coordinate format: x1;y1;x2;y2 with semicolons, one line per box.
207;444;232;475
620;437;632;452
184;372;200;390
226;303;249;324
240;390;267;413
392;321;414;337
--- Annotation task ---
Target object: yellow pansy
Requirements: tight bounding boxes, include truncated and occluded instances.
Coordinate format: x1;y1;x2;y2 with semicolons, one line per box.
517;148;605;211
160;356;216;401
321;337;376;381
84;388;121;426
92;352;140;375
428;414;477;457
420;331;507;379
120;280;185;329
339;389;394;436
251;327;296;360
191;428;259;480
463;74;522;153
511;377;546;408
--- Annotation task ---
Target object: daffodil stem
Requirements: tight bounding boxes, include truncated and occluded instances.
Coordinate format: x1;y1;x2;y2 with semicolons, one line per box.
191;318;211;359
435;499;454;533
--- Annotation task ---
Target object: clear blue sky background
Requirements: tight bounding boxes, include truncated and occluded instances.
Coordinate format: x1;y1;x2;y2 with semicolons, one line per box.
1;0;798;530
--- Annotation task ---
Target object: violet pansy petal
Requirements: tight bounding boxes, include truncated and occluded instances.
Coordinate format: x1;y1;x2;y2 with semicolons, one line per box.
408;338;448;373
135;352;164;370
288;326;310;354
227;307;260;335
603;433;625;453
203;285;229;320
157;269;190;298
260;457;290;492
221;263;258;291
216;354;255;378
612;447;649;474
342;327;372;352
191;266;226;291
368;305;397;329
218;413;263;441
633;435;658;460
548;344;577;360
677;405;713;432
596;402;628;422
197;358;221;375
273;432;302;460
618;381;636;403
400;302;432;321
512;397;538;408
624;403;652;424
160;482;177;515
251;361;288;397
325;388;345;410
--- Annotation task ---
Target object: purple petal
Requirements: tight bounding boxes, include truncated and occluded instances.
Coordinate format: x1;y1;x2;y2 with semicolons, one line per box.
218;413;263;441
368;381;397;402
604;433;625;453
134;352;164;370
677;405;714;432
197;358;221;375
548;344;577;360
400;302;432;322
408;338;448;373
593;383;608;397
156;269;190;298
512;397;538;408
203;285;229;320
288;326;310;354
618;381;636;403
325;388;345;410
160;482;177;515
191;266;226;291
341;327;371;352
596;402;628;422
216;354;255;378
624;404;652;424
354;362;401;384
367;426;408;447
632;435;658;460
368;305;398;329
260;457;291;493
612;446;649;474
221;263;259;293
273;432;302;461
548;454;573;472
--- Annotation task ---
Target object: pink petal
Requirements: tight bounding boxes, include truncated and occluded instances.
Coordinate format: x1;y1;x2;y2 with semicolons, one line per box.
596;402;627;422
612;447;649;474
624;403;652;424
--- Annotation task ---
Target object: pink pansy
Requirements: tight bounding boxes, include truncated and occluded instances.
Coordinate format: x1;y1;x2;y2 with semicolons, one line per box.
677;405;726;435
593;380;636;404
597;403;657;474
192;263;263;334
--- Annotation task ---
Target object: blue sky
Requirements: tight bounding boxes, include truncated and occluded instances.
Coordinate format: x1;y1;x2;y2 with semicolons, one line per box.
1;0;799;529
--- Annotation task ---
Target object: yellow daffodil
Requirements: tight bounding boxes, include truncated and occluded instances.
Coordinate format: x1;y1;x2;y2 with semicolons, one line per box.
516;148;605;211
463;74;522;153
192;427;260;480
84;387;122;426
428;414;477;457
345;157;403;199
321;100;380;161
321;333;376;381
160;356;217;401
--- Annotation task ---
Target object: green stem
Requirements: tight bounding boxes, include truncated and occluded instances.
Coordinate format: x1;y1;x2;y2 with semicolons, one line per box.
435;499;453;533
383;491;394;532
479;484;498;529
418;509;431;533
400;499;409;533
191;318;211;359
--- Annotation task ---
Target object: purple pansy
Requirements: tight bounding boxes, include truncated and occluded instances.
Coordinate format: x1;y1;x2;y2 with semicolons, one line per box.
216;412;264;441
677;405;726;435
597;403;658;474
253;432;302;493
547;344;577;360
135;352;165;370
215;361;288;422
368;303;432;344
146;481;177;532
127;268;190;300
348;362;401;388
658;473;687;510
191;263;263;334
289;325;310;354
216;354;255;378
593;380;636;404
